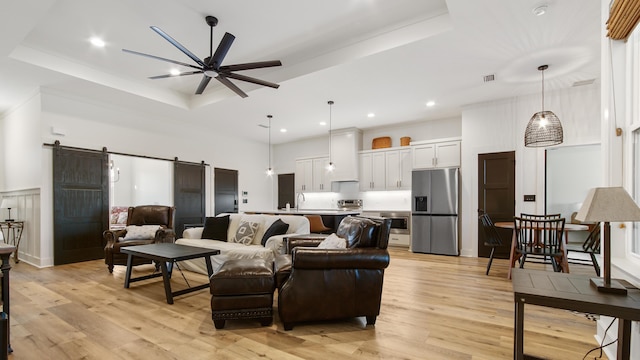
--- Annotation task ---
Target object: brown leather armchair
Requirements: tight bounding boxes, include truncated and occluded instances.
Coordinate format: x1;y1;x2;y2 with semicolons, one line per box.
275;216;391;330
103;205;175;273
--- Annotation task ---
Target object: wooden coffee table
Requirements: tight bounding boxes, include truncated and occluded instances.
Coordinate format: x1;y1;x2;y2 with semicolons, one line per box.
121;243;220;304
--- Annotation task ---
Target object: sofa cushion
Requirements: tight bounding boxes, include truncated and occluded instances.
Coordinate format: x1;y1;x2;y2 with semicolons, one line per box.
202;215;230;241
123;225;160;240
232;220;261;245
261;219;289;246
317;233;347;249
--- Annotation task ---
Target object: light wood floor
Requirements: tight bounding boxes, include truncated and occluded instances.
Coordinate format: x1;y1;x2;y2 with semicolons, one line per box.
6;248;606;359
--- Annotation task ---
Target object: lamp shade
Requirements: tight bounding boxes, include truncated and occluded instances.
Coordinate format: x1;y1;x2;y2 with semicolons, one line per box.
524;110;563;147
0;198;17;209
575;187;640;222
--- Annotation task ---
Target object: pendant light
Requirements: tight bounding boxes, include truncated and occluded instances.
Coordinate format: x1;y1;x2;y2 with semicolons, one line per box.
266;114;274;176
327;100;335;171
524;65;563;147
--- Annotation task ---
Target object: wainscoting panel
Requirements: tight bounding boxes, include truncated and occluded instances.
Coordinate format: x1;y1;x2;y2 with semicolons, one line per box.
0;188;42;267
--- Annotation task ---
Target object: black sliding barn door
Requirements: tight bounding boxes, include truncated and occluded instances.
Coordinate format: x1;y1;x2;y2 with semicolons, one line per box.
174;161;206;238
53;144;109;265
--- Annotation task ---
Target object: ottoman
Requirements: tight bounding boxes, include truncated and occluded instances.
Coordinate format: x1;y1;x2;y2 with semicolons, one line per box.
209;258;275;329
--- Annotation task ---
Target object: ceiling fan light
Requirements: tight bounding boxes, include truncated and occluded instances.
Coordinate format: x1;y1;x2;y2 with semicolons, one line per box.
204;69;218;77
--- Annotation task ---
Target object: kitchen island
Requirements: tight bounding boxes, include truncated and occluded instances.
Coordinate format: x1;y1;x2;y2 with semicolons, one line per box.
248;209;361;232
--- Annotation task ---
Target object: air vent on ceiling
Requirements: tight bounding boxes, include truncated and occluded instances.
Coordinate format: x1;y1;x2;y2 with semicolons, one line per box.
483;74;495;82
572;79;595;87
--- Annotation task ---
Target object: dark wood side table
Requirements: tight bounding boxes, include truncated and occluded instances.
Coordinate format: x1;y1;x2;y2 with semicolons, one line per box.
0;244;16;357
512;268;640;360
121;243;220;304
0;221;24;263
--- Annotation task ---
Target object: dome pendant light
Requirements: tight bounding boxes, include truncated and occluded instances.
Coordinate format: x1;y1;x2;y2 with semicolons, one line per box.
524;65;563;147
266;115;274;176
327;100;335;171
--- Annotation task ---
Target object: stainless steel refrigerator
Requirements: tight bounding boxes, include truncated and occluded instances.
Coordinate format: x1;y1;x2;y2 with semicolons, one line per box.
411;168;459;255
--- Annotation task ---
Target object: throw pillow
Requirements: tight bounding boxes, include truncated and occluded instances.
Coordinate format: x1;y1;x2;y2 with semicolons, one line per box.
123;225;160;240
232;220;261;245
201;215;230;241
317;233;347;249
261;218;290;246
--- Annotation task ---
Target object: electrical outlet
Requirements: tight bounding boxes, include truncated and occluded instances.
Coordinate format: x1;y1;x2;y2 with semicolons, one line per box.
524;194;536;202
242;199;248;204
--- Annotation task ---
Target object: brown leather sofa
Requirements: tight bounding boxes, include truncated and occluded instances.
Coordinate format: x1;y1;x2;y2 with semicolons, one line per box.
103;205;175;273
275;216;391;330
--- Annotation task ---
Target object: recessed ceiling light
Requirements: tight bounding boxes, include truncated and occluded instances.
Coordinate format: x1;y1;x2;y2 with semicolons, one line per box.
367;113;375;118
90;37;105;48
532;5;548;16
280;128;287;133
426;101;435;107
319;121;327;126
170;68;180;76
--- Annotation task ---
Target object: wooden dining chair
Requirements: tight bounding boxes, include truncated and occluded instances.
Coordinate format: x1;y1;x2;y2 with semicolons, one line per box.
565;225;601;276
520;213;561;220
513;216;566;272
478;213;503;275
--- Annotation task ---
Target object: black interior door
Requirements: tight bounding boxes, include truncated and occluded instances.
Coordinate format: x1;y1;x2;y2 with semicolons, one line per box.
478;151;515;258
278;173;294;209
53;144;108;265
174;161;206;238
214;168;238;215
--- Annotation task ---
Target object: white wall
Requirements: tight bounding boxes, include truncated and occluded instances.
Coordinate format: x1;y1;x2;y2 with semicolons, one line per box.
1;89;273;267
1;91;42;191
460;84;601;257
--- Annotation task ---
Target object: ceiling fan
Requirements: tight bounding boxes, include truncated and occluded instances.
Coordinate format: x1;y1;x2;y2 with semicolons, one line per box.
123;15;282;98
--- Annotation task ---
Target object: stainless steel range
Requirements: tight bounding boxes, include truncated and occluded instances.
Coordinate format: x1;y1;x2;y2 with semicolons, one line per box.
337;199;362;211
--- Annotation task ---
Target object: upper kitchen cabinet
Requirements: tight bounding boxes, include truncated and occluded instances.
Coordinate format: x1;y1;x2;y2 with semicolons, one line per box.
330;128;363;181
359;151;386;191
295;156;332;192
295;158;313;192
312;157;332;192
412;138;461;169
386;148;412;190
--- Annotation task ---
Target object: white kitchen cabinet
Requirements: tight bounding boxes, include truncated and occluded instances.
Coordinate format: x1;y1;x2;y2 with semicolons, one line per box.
385;148;412;190
359;151;386;191
312;157;332;192
330;128;362;181
295;158;313;192
412;140;460;169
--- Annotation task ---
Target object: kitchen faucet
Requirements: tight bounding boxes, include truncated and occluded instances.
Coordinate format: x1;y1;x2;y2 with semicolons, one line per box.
296;192;305;211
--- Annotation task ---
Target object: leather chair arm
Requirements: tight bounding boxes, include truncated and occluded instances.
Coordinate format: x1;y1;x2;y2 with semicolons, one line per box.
103;229;126;245
285;235;327;253
291;248;390;270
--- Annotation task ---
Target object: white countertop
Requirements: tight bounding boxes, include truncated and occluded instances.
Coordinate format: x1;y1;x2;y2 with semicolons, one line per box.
255;209;361;215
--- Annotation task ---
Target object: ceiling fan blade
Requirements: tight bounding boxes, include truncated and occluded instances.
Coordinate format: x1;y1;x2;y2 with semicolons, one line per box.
195;75;213;95
219;60;282;72
150;26;205;67
149;71;203;79
122;49;203;71
196;75;211;95
209;32;236;68
224;72;280;89
215;75;248;98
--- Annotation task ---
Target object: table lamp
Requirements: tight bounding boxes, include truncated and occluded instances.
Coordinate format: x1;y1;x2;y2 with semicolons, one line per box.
0;198;17;222
575;187;640;295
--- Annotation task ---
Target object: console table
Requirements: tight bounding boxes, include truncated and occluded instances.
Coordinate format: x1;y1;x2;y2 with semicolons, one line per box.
512;268;640;360
0;244;16;356
0;221;23;263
